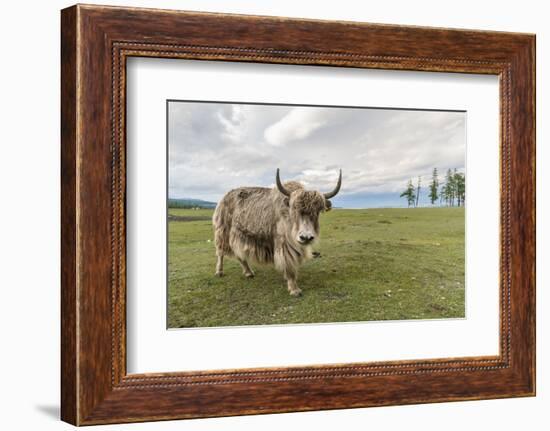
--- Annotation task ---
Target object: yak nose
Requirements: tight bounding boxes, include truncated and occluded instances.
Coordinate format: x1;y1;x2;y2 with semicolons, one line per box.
299;233;315;243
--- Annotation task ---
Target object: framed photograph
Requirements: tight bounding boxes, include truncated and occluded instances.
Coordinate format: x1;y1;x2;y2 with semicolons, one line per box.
61;4;535;425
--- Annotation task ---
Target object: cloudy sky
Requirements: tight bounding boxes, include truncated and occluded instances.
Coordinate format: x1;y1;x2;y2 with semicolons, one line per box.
168;101;465;208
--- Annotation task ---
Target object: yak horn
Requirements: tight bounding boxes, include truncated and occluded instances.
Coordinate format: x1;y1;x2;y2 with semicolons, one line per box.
275;168;291;197
324;169;342;199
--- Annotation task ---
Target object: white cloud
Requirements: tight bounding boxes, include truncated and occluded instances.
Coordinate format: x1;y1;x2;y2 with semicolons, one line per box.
264;108;327;146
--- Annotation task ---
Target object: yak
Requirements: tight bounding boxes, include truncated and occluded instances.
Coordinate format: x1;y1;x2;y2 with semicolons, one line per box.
212;169;342;296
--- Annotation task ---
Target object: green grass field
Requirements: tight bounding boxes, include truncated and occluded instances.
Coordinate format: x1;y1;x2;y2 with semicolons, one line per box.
168;207;465;328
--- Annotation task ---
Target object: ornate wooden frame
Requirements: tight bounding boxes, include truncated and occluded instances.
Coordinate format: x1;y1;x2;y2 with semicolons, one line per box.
61;4;535;425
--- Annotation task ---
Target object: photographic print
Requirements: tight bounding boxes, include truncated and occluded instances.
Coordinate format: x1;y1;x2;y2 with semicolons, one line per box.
60;7;536;423
168;101;466;328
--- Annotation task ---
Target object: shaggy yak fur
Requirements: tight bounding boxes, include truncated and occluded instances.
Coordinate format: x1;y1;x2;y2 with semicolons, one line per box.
213;172;341;296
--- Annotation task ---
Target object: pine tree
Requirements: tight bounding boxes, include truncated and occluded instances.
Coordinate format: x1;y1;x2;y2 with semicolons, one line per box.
415;176;421;208
444;169;454;206
440;184;447;206
400;179;416;208
429;168;439;205
454;171;466;206
454;169;460;207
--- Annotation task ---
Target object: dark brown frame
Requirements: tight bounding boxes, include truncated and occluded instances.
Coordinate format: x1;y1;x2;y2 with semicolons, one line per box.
61;4;535;426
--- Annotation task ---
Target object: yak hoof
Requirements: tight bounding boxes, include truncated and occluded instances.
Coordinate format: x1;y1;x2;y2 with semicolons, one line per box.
215;271;224;277
289;288;302;297
244;271;255;278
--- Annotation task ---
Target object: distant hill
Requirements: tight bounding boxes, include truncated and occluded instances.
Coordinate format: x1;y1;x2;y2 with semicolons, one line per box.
168;198;217;209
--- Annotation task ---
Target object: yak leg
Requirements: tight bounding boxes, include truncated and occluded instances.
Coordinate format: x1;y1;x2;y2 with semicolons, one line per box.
215;252;224;277
275;242;302;297
237;258;255;278
285;273;302;297
283;266;302;297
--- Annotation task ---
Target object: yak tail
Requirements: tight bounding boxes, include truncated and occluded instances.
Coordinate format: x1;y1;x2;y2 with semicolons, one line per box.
212;203;232;255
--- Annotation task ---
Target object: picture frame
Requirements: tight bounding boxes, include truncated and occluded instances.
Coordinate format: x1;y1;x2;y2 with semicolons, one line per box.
60;4;535;425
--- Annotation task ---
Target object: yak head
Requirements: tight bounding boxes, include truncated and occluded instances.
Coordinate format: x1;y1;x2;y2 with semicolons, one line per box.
276;169;342;246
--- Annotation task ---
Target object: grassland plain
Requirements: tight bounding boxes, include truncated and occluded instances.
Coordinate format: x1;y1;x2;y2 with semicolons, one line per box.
167;207;465;328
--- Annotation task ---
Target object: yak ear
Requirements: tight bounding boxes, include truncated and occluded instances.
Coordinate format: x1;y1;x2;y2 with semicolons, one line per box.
283;197;290;207
324;199;332;212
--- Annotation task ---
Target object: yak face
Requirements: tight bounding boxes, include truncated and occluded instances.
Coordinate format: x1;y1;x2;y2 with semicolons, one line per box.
289;190;329;245
275;168;342;246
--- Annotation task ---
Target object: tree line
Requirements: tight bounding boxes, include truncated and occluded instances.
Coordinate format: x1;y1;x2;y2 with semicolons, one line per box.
400;168;465;208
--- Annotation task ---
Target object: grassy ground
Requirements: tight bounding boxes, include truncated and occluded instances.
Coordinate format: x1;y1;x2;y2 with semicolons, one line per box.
168;207;465;328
